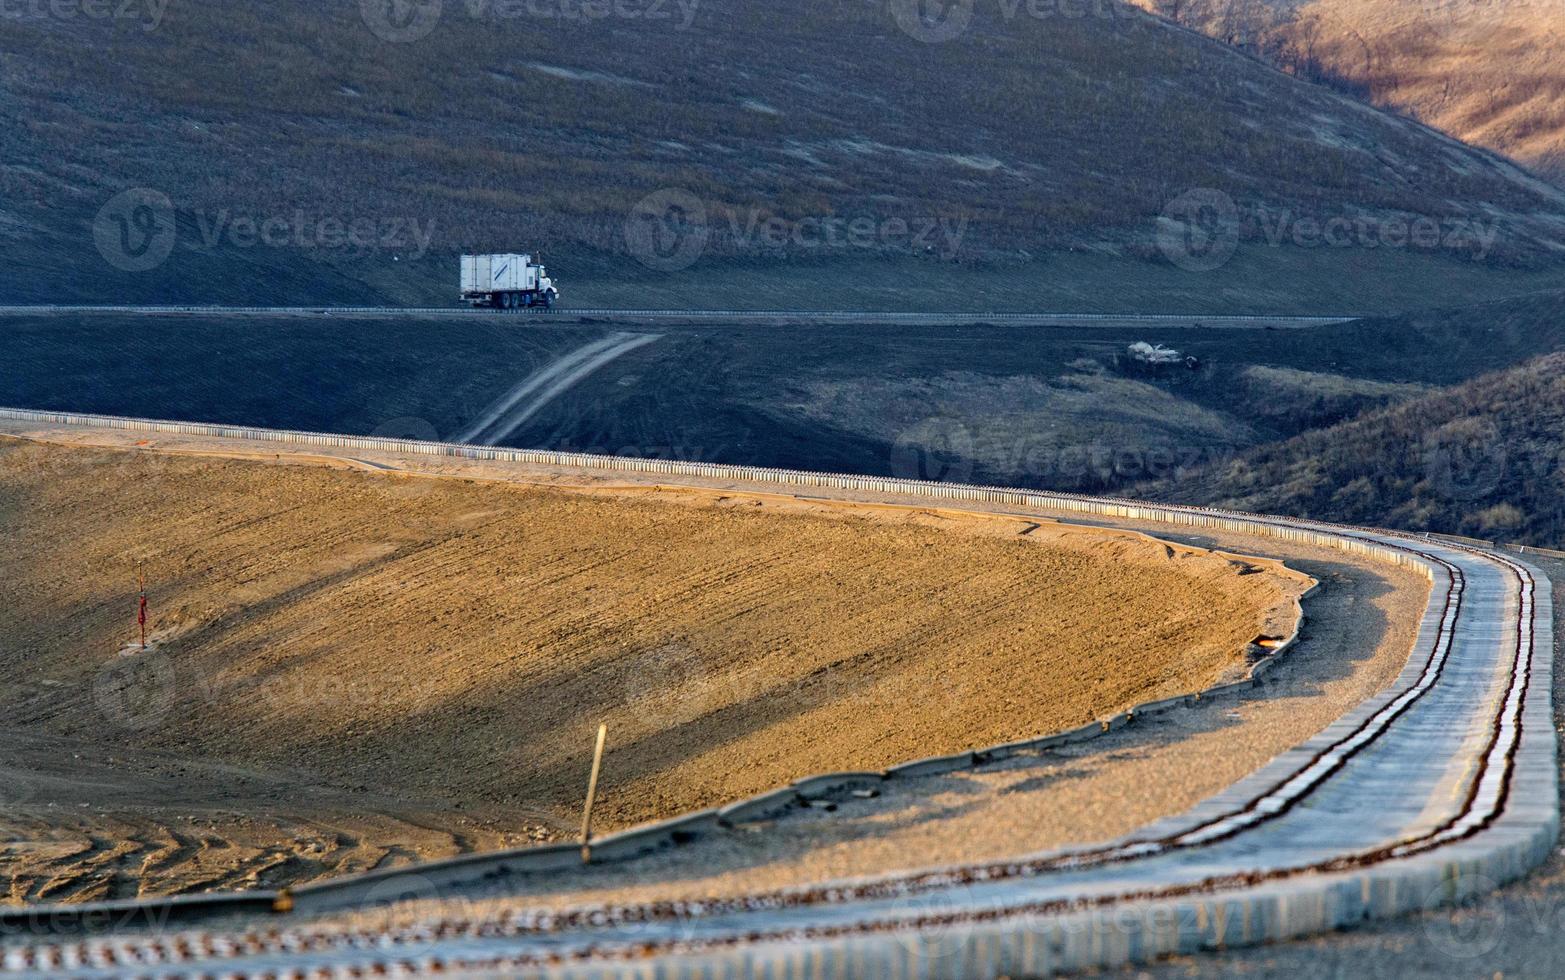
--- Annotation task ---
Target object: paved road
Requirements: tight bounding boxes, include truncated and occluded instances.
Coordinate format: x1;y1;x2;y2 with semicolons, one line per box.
0;305;1357;329
0;409;1551;978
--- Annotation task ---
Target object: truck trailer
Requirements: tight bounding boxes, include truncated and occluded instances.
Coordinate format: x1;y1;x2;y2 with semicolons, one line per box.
460;253;559;309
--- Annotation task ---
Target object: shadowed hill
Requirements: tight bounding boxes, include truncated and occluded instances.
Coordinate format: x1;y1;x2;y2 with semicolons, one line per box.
1140;346;1565;547
1220;289;1565;386
3;0;1565;307
3;294;1564;501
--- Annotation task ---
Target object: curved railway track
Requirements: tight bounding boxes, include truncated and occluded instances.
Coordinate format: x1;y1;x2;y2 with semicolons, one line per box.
0;408;1552;978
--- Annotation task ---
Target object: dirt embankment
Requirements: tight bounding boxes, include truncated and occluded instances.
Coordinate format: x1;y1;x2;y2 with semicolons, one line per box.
0;438;1293;902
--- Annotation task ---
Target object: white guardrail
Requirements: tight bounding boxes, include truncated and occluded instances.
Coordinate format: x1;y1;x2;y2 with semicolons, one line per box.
0;406;1553;980
0;406;1434;564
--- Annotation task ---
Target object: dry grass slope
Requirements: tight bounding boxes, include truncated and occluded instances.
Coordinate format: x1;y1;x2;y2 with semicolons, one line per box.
1144;350;1565;546
1133;0;1565;183
1293;0;1565;183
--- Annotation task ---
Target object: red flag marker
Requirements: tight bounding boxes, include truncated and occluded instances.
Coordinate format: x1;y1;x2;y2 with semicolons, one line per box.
138;565;148;650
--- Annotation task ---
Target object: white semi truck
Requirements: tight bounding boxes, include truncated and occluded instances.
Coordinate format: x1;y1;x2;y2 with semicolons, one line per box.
460;253;559;309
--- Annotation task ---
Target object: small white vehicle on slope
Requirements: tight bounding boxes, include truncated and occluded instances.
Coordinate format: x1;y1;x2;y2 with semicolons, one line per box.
1127;341;1183;365
461;253;559;309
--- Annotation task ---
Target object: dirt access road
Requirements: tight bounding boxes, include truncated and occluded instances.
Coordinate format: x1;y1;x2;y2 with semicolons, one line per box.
0;432;1296;904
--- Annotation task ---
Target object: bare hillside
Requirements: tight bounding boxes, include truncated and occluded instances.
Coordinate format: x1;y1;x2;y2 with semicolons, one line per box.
1142;350;1565;547
4;1;1565;306
1291;0;1565;182
0;438;1285;900
1134;0;1565;183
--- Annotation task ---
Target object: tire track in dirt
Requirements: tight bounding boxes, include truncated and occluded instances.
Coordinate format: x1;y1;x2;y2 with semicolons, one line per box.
455;332;662;446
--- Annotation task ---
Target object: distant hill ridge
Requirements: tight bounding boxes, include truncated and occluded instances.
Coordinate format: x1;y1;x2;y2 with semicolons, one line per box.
3;0;1565;305
1131;0;1565;184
